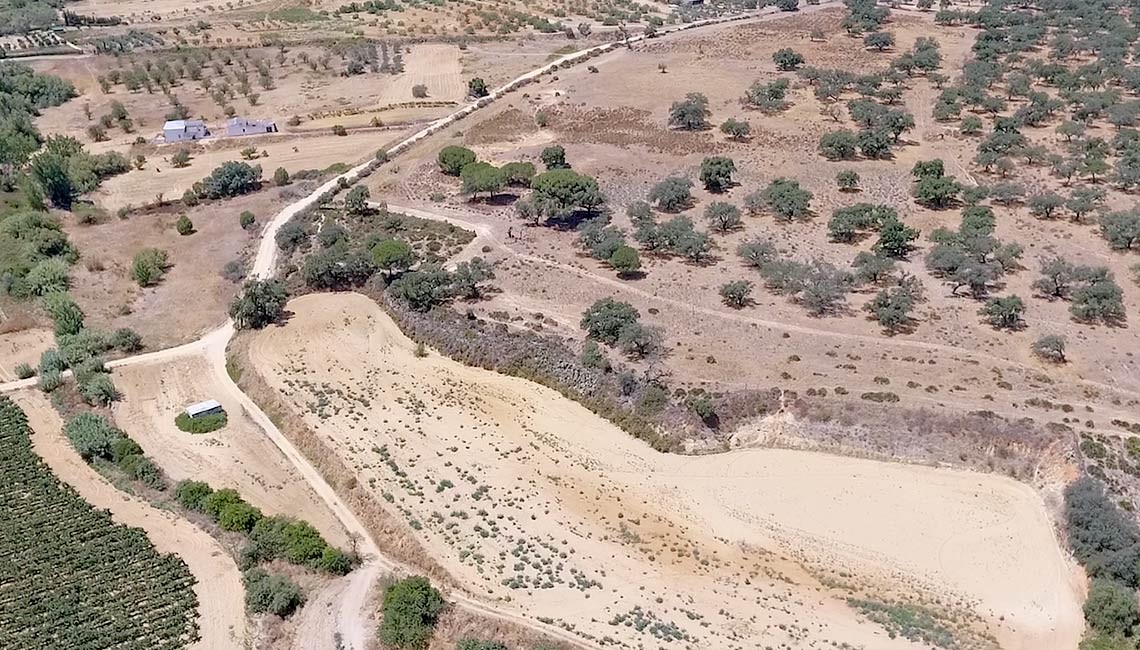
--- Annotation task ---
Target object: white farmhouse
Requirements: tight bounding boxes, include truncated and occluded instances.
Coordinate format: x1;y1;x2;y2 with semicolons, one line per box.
163;119;210;143
226;117;278;137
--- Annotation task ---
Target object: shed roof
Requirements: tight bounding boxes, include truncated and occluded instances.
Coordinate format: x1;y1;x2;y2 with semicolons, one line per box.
163;119;205;131
184;399;223;417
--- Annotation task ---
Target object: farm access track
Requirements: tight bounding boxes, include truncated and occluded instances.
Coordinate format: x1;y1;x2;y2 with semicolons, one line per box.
0;4;847;650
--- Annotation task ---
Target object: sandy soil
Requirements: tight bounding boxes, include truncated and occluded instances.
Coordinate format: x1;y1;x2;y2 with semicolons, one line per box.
0;328;51;381
246;292;1084;650
111;354;353;550
10;389;249;650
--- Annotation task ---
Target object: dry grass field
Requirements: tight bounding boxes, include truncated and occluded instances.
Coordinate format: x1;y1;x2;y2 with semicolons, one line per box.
244;292;1084;650
372;7;1140;468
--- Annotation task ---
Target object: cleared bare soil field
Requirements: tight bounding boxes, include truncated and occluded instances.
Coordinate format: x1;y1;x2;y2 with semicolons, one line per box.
10;389;249;650
111;354;353;551
245;292;1084;650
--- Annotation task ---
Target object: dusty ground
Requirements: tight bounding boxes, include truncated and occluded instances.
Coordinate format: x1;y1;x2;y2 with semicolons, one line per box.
369;7;1140;456
245;292;1084;650
110;354;353;551
0;328;52;381
10;389;250;650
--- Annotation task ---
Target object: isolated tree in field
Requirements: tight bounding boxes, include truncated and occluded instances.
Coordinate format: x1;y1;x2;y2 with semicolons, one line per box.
852;251;896;284
874;217;918;259
230;279;288;329
371;239;416;278
980;295;1024;330
171;149;191;168
540;145;568;170
648;176;693;211
379;576;444;649
530;169;604;218
1069;187;1106;222
580;298;639;345
668;93;710;130
617;322;663;359
836;169;860;191
737;238;777;268
437;146;476;176
345;185;370;214
772;48;805;71
863;31;895;51
719;280;752;308
866;283;918;332
700;156;736;192
467;77;489;98
819;130;858;160
273;167;290;186
460;162;505;199
720;118;751;141
912;174;960;209
1029;192;1065;220
1033;256;1080;299
1032;335;1066;363
762;178;813;221
1071;275;1125;324
960;115;984;136
1099;209;1140;250
609;245;641;277
706;202;742;232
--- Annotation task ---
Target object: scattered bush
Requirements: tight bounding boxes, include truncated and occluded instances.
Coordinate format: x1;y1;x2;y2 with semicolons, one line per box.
378;576;444;649
131;248;169;287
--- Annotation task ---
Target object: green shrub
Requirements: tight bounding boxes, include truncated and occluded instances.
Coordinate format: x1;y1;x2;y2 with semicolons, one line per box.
1084;579;1139;636
118;454;166;490
203;488;245;520
175;411;228;434
111;327;143;352
131;248;170;287
239;210;256;230
79;373;118;406
378;576;444;649
38;368;62;392
42;291;84;336
176;215;194;236
218;501;263;532
244;568;304;617
14;363;34;379
174;480;214;511
111;437;143;462
64;412;125;462
39;348;65;374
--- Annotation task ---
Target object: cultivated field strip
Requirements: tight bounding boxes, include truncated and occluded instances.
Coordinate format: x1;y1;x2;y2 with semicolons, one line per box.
0;396;200;650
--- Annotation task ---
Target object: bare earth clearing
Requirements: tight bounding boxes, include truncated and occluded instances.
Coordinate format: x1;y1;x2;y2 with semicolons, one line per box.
245;292;1084;650
10;389;249;650
111;354;353;551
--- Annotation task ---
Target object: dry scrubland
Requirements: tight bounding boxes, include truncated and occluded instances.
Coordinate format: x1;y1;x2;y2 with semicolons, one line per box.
378;8;1140;468
244;292;1083;650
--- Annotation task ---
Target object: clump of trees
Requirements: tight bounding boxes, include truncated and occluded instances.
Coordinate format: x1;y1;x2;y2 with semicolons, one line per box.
1032;257;1125;325
580;298;663;360
192;161;262;200
230;279;288;329
516;169;604;222
925;206;1021;299
64;413;165;490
